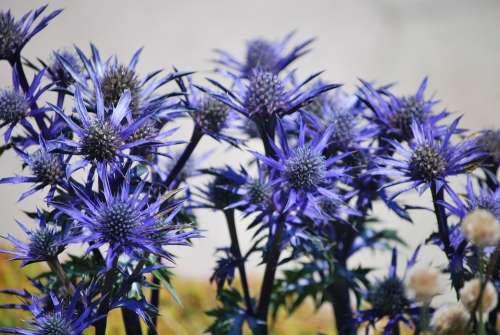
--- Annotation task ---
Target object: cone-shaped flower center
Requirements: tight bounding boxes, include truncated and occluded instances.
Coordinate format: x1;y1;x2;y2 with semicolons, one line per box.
30;228;61;259
39;314;71;335
101;65;139;111
81;120;121;162
370;277;408;316
245;71;286;116
245;39;278;73
409;144;446;181
285;146;326;190
0;89;29;123
100;202;139;243
392;96;426;138
245;179;271;205
0;13;22;60
29;150;64;185
329;111;355;149
195;97;228;133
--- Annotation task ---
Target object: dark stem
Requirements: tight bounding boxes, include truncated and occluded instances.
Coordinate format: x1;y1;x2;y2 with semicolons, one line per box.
122;309;142;335
255;218;286;335
164;126;203;187
48;257;75;296
255;117;276;159
57;91;65;108
430;181;463;294
149;126;203;330
95;258;119;335
224;209;253;314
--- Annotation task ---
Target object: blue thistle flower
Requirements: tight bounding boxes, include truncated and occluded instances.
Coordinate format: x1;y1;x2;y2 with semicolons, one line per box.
0;212;64;266
50;85;180;173
51;169;200;269
371;118;484;208
0;6;62;62
0;69;51;141
61;45;190;117
356;249;421;334
0;137;67;201
207;68;339;125
252;118;348;212
476;128;500;167
305;87;378;153
0;290;100;335
214;32;313;78
359;78;449;141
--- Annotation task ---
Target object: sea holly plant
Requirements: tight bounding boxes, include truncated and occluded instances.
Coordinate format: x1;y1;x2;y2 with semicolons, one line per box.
0;5;499;335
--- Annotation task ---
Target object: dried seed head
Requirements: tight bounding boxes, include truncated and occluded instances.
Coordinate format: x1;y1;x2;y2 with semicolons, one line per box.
459;278;498;314
406;267;442;302
285;146;326;190
461;209;500;248
430;304;470;335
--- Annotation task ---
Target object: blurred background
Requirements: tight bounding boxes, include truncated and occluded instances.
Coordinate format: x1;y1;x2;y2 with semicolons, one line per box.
0;0;499;333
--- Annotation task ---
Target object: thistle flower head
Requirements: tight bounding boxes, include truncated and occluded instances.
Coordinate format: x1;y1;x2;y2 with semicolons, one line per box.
37;314;71;335
285;146;326;190
244;178;272;206
194;96;229;133
372;118;484;207
476;128;500;166
369;277;408;316
0;6;62;61
0;88;29;123
28;149;64;185
459;278;498;314
101;64;140;110
245;39;279;74
52;170;199;268
81;120;121;162
0;11;23;60
461;209;500;248
48;50;81;87
214;32;313;77
430;304;470;335
359;78;448;141
244;70;286;117
0;214;63;266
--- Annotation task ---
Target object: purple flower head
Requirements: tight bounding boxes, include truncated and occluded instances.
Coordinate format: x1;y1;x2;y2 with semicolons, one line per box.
182;80;241;146
476;128;500;168
63;45;190;118
371;118;484;208
52;168;200;269
0;69;51;142
0;6;62;62
50;84;180;174
207;68;340;127
0;137;67;201
0;211;65;266
356;248;421;334
0;290;100;335
359;78;449;142
252;118;349;213
447;176;500;220
214;32;313;78
305;86;378;153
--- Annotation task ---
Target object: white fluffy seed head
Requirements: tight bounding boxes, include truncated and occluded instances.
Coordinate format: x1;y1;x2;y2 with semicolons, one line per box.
461;208;500;248
459;278;498;315
430;303;470;335
406;267;442;303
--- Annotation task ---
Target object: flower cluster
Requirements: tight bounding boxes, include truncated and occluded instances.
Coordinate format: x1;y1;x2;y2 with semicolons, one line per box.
0;5;499;335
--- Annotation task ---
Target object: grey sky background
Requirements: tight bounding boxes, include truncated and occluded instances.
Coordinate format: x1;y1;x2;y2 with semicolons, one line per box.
0;0;499;284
